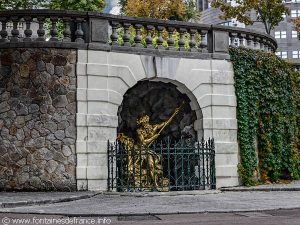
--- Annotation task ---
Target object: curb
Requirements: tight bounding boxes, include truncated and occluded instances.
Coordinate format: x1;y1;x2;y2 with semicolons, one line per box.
2;206;300;217
220;187;300;192
102;190;220;197
0;192;101;209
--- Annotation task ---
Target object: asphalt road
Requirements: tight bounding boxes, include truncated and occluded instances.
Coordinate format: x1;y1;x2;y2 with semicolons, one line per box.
1;209;300;225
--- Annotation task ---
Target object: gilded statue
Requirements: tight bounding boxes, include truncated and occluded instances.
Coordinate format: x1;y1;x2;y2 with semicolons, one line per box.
117;103;184;192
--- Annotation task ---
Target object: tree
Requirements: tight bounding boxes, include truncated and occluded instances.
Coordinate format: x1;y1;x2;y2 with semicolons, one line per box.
120;0;200;22
291;17;300;40
0;0;47;9
0;0;106;11
49;0;105;12
210;0;289;34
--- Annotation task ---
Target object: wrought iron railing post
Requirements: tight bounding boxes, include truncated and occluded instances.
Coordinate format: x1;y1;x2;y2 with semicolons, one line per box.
108;136;216;192
107;140;110;191
210;138;216;189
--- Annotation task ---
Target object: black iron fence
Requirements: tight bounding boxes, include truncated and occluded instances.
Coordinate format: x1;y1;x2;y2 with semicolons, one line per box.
107;137;216;192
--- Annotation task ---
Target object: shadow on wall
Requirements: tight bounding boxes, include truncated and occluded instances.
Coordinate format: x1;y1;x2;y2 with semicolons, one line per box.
118;81;197;142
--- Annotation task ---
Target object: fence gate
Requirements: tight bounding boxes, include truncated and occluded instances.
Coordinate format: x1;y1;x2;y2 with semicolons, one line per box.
107;138;216;192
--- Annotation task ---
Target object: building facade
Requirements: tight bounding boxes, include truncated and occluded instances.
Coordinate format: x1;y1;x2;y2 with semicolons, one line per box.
198;0;300;63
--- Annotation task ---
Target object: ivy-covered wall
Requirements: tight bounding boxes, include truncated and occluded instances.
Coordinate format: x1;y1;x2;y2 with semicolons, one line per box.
230;48;300;185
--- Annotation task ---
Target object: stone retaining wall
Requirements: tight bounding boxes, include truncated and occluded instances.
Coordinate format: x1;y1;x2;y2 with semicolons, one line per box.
0;48;77;191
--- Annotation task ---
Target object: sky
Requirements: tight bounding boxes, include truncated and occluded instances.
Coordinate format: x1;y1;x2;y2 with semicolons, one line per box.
103;0;120;14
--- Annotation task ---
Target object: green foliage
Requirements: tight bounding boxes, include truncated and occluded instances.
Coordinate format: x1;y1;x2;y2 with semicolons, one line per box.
50;0;105;11
230;47;300;185
119;0;200;22
0;0;106;11
0;0;48;9
210;0;289;34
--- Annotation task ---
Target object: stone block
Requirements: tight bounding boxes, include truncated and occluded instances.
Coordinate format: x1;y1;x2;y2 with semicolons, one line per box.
213;130;237;142
87;153;107;167
87;166;108;180
212;94;236;107
195;109;203;119
108;52;146;81
152;57;181;79
176;69;212;92
212;84;235;95
78;50;88;63
194;119;204;131
108;77;129;96
215;153;239;166
87;64;108;76
89;19;109;44
77;127;87;141
87;50;108;64
203;129;213;140
216;177;239;188
88;179;107;191
88;76;108;89
214;142;239;154
196;118;212;129
215;165;238;177
108;90;123;105
213;31;229;53
77;89;87;101
212;118;238;130
109;65;137;88
77;179;88;190
178;58;211;72
77;63;87;76
87;141;108;153
87;102;119;115
87;114;118;127
211;60;233;72
76;113;87;127
197;94;212;108
201;107;212;118
212;106;236;118
76;167;87;179
192;84;212;100
76;141;87;153
212;70;235;85
77;101;88;114
87;89;108;101
77;153;88;166
88;127;117;142
189;100;201;111
78;76;87;89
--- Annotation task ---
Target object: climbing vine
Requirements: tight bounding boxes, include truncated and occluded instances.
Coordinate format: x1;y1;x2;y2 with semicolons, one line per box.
230;47;300;185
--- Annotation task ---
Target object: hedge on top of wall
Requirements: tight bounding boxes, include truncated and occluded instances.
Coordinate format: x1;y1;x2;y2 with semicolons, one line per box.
230;47;300;186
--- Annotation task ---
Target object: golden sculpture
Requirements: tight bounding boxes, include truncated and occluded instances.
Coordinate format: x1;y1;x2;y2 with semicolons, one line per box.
117;103;184;192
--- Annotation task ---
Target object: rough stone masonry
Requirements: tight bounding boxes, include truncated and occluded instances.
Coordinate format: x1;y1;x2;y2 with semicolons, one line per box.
0;48;77;191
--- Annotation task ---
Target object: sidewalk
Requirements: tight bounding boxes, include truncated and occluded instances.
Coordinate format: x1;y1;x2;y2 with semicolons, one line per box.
0;191;99;208
221;180;300;192
0;181;300;216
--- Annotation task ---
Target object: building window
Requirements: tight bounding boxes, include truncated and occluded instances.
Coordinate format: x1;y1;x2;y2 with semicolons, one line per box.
276;51;288;59
284;0;300;3
293;51;300;58
275;31;287;39
291;10;300;18
292;31;298;38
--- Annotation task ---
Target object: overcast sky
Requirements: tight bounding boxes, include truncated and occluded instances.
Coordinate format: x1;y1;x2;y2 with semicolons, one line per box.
104;0;120;14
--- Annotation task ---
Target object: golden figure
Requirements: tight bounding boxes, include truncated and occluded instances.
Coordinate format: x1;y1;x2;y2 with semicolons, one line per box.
117;103;184;192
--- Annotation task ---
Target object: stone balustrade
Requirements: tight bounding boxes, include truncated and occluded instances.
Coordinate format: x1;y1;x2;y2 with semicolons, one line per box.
0;10;277;55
